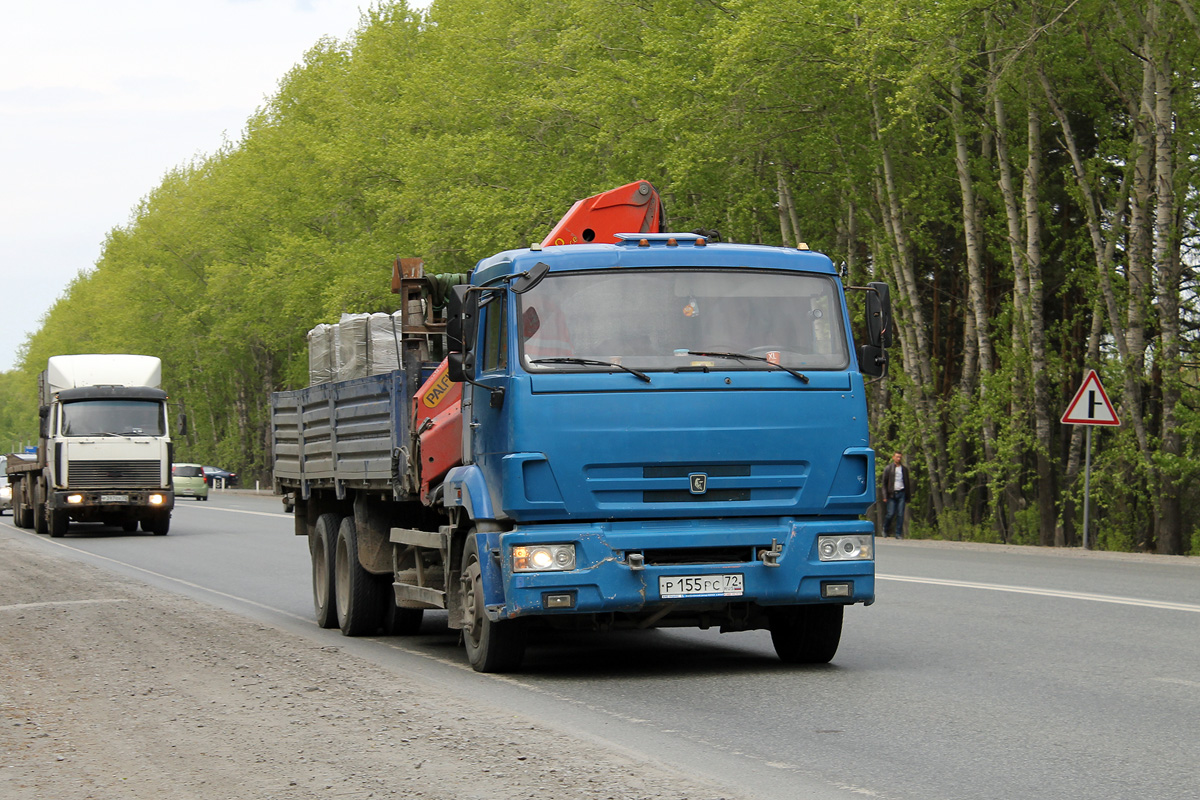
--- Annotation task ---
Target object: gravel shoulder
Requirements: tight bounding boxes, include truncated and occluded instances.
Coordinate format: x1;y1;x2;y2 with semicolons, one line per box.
0;531;739;800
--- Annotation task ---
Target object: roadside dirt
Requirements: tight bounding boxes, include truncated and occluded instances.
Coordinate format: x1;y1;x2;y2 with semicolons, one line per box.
0;532;738;800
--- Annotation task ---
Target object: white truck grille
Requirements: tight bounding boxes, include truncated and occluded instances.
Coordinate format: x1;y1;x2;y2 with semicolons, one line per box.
68;460;163;489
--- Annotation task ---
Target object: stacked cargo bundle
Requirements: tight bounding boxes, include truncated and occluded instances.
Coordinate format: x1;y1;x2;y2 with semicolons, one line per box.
307;312;405;385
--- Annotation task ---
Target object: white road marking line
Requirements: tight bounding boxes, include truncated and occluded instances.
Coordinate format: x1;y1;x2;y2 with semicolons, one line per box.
0;598;128;612
180;504;292;519
877;573;1200;613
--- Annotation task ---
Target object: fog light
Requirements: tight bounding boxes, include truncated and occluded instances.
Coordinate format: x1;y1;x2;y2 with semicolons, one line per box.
822;582;853;598
67;494;84;504
817;534;873;562
148;494;165;506
543;592;575;609
513;544;576;572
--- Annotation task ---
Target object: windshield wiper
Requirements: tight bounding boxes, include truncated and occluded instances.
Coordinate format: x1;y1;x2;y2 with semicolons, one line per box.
682;350;810;384
529;357;652;383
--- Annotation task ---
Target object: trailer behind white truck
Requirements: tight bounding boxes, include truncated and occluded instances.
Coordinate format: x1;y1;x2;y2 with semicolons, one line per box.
7;354;176;536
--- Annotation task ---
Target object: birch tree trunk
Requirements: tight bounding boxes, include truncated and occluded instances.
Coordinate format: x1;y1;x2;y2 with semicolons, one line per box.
1023;101;1055;547
951;74;999;527
869;81;950;517
987;46;1035;541
1150;25;1183;553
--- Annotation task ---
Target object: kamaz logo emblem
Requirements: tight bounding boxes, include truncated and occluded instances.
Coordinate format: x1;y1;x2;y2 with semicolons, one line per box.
689;473;707;495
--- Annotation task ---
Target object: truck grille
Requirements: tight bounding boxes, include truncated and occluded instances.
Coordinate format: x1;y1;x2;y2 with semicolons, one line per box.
68;460;163;488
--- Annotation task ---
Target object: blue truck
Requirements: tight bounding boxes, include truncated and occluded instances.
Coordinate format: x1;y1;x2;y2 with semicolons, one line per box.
271;182;890;672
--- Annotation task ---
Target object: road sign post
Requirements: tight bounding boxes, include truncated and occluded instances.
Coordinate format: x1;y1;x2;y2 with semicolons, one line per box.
1060;369;1120;549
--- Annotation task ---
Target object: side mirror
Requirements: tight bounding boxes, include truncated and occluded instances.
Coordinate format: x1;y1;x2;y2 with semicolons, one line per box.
446;284;479;356
866;282;892;348
38;405;49;437
177;411;188;437
859;344;887;377
447;351;476;384
511;261;550;294
447;352;466;383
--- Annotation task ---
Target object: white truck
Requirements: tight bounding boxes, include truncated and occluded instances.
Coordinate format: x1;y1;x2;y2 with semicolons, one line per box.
7;354;176;536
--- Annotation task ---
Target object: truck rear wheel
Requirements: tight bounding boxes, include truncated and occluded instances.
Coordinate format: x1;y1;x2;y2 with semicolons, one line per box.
13;484;31;529
769;604;844;664
334;516;384;636
384;600;424;636
461;532;526;673
33;481;48;534
310;513;341;629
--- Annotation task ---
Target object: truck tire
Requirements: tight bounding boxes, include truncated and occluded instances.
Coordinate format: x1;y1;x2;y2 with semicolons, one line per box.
334;516;384;636
13;484;31;529
384;597;424;636
144;512;170;536
769;604;844;664
33;481;48;534
461;532;526;673
48;507;69;538
310;514;341;629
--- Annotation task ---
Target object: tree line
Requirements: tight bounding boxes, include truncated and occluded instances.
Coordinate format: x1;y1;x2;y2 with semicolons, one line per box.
2;0;1196;553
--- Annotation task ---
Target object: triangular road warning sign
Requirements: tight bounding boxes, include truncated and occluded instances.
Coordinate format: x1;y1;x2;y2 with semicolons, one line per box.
1061;369;1120;426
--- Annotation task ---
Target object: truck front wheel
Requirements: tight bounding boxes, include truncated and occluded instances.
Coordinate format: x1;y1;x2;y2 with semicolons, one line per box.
769;604;844;664
310;513;341;629
460;532;526;673
334;516;383;636
143;512;170;535
48;507;69;538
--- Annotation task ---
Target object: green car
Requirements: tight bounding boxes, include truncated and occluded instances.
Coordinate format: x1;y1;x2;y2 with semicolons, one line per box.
171;463;209;501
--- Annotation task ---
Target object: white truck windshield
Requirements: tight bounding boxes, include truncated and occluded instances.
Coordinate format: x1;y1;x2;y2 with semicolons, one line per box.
518;269;848;372
60;400;166;437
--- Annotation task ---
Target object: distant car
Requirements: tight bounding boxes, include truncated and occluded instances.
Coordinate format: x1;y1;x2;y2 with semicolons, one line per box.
202;466;238;487
171;463;209;500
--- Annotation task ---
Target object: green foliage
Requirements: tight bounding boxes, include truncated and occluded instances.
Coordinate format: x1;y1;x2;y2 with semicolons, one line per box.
12;0;1199;557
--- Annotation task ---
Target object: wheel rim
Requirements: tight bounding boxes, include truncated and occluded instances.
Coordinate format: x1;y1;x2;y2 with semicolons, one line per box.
462;554;483;648
313;536;329;611
335;534;350;622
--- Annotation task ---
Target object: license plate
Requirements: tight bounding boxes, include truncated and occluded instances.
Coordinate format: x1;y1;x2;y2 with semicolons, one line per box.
100;494;129;503
659;573;744;599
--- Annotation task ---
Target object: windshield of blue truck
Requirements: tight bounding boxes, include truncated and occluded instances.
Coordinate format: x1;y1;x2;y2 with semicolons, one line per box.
60;400;166;437
517;268;848;372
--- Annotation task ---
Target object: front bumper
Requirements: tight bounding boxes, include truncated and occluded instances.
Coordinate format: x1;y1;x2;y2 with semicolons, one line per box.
490;516;874;620
50;489;175;513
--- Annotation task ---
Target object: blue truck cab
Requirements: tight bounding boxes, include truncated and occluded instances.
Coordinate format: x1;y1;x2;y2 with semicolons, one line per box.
443;232;888;670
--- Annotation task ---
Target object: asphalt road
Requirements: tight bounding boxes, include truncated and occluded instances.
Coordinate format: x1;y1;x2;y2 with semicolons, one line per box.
4;493;1199;800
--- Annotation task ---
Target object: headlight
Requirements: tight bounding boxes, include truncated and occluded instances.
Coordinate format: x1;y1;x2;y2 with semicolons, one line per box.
513;544;576;572
149;494;165;506
818;534;873;562
67;494;84;504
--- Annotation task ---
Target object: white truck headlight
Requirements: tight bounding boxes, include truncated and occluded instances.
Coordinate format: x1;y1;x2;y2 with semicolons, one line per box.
818;534;873;561
513;544;576;572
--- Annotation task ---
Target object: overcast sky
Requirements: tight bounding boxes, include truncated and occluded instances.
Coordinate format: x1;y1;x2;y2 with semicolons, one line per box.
0;0;414;371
